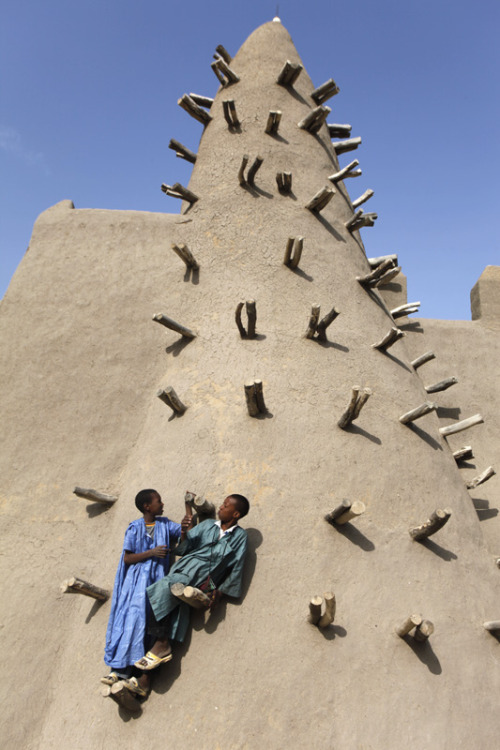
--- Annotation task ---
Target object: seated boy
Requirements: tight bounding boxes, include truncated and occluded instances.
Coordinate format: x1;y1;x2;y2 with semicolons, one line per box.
134;493;249;670
102;489;188;696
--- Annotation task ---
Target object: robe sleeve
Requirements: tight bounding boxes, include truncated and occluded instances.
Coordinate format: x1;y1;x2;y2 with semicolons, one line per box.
218;528;248;598
175;519;212;556
122;522;140;553
167;520;182;541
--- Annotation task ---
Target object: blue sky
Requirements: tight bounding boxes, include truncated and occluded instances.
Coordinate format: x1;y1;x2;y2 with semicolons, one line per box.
1;0;499;318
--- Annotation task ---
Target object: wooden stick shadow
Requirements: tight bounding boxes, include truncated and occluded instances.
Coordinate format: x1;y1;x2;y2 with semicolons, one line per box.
418;537;457;561
406;422;443;451
472;498;499;521
166;337;193;357
332;521;375;551
344;423;381;446
319;623;347;641
400;634;442;675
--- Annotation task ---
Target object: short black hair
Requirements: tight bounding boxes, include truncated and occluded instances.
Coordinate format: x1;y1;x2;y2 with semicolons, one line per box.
135;489;159;513
228;493;250;518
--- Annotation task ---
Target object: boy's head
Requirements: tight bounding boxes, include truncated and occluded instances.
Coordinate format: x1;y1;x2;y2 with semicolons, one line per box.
218;493;250;524
135;489;163;516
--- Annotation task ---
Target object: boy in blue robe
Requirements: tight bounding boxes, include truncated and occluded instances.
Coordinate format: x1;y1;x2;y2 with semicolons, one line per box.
102;489;189;696
134;493;249;670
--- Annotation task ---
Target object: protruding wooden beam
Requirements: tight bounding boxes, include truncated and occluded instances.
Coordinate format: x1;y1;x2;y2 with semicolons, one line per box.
222;99;240;128
73;487;117;506
283;236;303;268
414;620;434;642
338;386;372;428
235;302;246;338
189;93;213;109
276;171;292;194
333;137;362;155
327;123;352;139
318;592;336;628
328;159;361;182
60;577;110;602
439;414;484;437
411;351;436;370
325;498;366;525
246;299;257;338
247;155;263;186
453;446;474;462
396;614;423;637
277;60;303;86
306;186;335;213
211;56;240;86
357;258;397;287
172;243;199;270
171;583;211;609
157;387;187;415
152;313;196;340
367;254;398;269
311;78;339;104
238;154;249;186
214;44;232;64
425;377;458;394
184;491;216;517
391;302;421;319
372;327;405;352
298;106;331;135
161;182;199;204
245;380;267;416
265;110;282;135
308;596;323;625
466;466;496;490
305;303;321;339
345;209;378;232
409;508;452;540
168;138;197;164
399;401;437;425
484;621;500;632
178;94;212;125
352;189;374;209
316;306;340;342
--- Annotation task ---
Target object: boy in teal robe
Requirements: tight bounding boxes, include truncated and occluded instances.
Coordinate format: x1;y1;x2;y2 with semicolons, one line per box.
135;493;249;670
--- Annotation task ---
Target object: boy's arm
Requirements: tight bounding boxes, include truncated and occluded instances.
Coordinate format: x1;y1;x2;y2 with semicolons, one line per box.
124;546;169;564
217;530;248;599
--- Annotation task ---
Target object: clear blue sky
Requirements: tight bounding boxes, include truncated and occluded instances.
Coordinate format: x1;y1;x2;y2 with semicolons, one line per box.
1;0;499;318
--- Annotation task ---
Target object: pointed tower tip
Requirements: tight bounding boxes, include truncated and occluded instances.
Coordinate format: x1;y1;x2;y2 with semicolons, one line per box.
272;16;281;23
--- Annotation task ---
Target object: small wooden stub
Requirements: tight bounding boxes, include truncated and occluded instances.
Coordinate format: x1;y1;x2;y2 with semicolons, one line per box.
328;159;361;183
308;596;323;625
245;380;267;416
466;466;496;490
157;387;187;415
265;110;282;135
311;78;340;104
276;171;292;194
283;236;303;269
214;44;232;64
168;139;197;164
325;499;366;526
411;351;436;370
484;621;500;632
338;386;372;428
277;60;303;86
306;186;335;213
171;583;211;609
345;209;378;232
357;258;398;288
409;508;452;541
239;155;263;187
396;614;422;638
178;94;212;125
414;620;434;642
222;99;240;128
211;56;240;86
309;592;336;628
372;327;405;352
235;300;257;339
184;491;216;518
60;577;110;602
333;136;362;154
399;401;437;425
391;302;421;319
298;105;331;135
172;243;199;270
452;446;473;463
304;303;339;342
352;189;374;209
305;303;321;339
367;254;398;269
425;377;458;394
109;681;141;712
327;123;352;138
152;313;196;340
439;414;484;437
161;182;199;204
189;93;213;109
73;487;117;506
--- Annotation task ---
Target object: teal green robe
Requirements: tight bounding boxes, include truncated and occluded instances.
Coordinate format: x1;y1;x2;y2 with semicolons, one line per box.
146;519;247;643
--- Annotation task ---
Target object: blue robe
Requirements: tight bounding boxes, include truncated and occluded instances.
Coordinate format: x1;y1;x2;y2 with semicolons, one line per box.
147;519;247;643
104;517;181;669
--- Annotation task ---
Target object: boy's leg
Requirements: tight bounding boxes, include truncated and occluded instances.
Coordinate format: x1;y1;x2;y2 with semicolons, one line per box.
134;609;172;669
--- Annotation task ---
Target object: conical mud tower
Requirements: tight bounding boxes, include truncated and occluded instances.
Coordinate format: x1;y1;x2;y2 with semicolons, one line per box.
1;19;499;750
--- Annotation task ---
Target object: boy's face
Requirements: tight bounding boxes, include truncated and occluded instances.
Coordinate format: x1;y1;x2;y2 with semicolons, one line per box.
145;492;164;517
218;496;239;524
